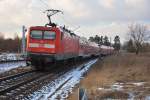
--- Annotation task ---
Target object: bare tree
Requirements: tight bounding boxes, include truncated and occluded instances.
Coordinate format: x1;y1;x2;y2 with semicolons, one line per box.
0;32;4;39
128;23;149;55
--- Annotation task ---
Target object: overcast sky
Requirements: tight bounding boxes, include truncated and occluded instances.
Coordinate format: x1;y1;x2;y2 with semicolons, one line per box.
0;0;150;42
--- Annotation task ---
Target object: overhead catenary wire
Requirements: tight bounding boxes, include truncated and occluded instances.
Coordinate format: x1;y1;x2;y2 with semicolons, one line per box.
38;0;87;37
50;0;80;30
39;0;49;9
29;0;49;13
58;13;84;34
38;0;79;29
38;0;67;26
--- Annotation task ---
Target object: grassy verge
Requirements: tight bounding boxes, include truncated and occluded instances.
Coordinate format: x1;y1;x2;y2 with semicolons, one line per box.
68;53;150;99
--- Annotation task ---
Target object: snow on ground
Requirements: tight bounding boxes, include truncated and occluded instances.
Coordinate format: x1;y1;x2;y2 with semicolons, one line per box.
111;83;124;91
145;96;150;100
97;82;148;100
132;82;145;86
26;59;98;100
0;61;26;73
98;82;124;92
0;53;25;61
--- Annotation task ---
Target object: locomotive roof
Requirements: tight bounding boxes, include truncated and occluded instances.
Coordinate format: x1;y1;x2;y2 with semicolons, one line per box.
30;26;58;29
59;26;78;37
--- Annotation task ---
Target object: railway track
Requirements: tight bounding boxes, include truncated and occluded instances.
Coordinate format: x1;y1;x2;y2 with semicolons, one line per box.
0;67;73;99
0;58;97;99
0;60;26;64
0;70;35;82
0;72;52;99
48;59;98;99
26;59;98;99
0;63;76;99
0;70;38;95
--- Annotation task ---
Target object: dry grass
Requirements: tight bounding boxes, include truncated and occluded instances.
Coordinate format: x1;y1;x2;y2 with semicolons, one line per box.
102;53;150;82
68;52;150;100
89;91;129;100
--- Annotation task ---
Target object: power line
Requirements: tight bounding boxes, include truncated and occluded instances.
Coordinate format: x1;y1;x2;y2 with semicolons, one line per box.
39;0;49;9
60;14;81;30
38;0;77;28
38;0;85;34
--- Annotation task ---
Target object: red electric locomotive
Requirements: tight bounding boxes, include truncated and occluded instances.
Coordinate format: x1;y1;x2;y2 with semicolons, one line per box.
26;26;80;68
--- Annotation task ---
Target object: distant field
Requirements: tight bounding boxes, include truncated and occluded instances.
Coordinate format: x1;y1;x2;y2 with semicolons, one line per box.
68;53;150;99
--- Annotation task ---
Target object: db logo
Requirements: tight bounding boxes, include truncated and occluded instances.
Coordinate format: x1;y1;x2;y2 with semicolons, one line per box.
39;44;44;47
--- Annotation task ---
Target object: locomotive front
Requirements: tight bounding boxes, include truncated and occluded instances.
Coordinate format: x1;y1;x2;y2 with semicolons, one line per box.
26;26;60;68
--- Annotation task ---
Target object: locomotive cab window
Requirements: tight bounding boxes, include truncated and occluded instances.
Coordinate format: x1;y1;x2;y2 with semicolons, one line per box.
30;30;42;39
43;31;56;40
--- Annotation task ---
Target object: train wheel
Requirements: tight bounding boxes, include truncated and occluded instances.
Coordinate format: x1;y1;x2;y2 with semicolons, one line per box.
30;60;44;71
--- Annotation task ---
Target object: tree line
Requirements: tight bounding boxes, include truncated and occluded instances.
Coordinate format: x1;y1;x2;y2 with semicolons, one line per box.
89;35;121;51
0;33;22;53
89;23;150;55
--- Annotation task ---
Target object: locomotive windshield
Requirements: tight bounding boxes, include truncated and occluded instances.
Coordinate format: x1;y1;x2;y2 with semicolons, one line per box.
43;31;56;39
30;30;42;39
30;30;56;39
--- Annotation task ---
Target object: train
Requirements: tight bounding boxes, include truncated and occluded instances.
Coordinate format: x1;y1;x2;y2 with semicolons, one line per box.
26;9;114;70
26;25;114;70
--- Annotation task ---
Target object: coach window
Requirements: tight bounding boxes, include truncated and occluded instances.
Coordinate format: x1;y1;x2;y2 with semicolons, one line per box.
61;32;64;40
30;30;42;39
43;31;56;39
